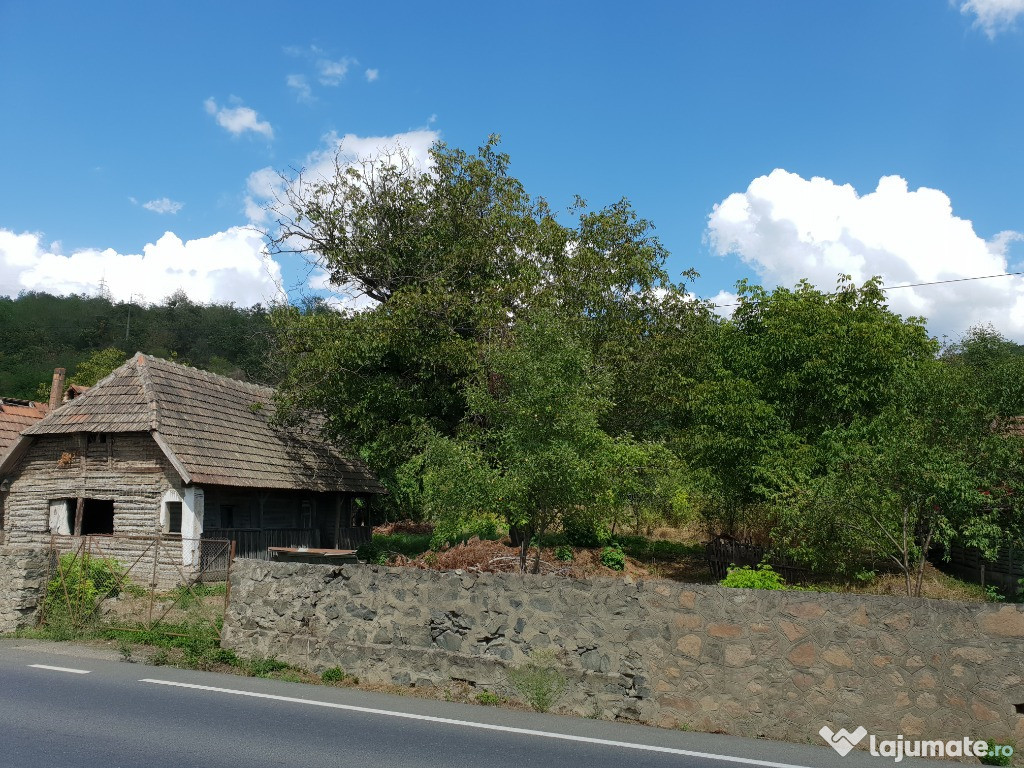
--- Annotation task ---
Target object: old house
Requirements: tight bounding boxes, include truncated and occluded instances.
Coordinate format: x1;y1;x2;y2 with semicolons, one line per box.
0;368;66;534
0;353;383;580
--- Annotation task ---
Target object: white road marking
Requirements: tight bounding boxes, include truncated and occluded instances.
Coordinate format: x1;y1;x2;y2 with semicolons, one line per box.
140;678;813;768
28;664;90;674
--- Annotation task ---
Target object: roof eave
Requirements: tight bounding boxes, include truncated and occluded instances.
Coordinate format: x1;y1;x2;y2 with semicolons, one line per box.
151;430;193;485
0;435;31;477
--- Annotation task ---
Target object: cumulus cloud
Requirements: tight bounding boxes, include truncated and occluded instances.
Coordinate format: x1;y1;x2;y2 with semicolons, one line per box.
204;97;274;139
307;268;380;312
960;0;1024;37
707;169;1024;340
0;227;286;306
244;128;440;226
141;197;183;214
286;74;313;102
365;68;379;82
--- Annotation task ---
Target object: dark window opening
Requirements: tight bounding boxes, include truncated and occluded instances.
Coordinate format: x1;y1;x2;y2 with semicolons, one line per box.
220;504;235;529
86;433;107;444
66;498;115;535
165;501;182;535
300;500;312;529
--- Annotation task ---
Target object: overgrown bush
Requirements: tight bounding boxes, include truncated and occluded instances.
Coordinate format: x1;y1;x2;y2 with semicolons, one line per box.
42;553;124;633
599;544;626;571
979;741;1014;766
562;512;611;548
720;563;792;590
554;545;574;562
506;649;567;712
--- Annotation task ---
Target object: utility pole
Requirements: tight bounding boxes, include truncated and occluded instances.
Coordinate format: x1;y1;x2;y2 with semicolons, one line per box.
125;294;134;340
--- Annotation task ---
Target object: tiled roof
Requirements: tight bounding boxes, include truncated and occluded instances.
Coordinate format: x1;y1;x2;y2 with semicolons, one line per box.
0;399;47;459
17;354;383;494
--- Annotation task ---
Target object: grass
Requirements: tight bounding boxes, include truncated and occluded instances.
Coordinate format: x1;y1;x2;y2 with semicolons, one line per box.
803;564;992;602
616;535;704;561
358;532;434;564
165;582;227;609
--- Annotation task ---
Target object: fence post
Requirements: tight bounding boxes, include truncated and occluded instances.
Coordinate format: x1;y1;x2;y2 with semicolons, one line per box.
147;536;161;627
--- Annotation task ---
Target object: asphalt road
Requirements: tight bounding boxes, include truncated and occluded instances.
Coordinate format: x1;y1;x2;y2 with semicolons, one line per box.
0;640;951;768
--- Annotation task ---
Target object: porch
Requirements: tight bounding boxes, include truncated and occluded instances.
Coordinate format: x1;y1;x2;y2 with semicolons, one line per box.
203;526;371;561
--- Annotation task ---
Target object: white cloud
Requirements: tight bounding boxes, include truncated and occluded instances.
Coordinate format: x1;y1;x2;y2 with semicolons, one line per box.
0;227;286;306
960;0;1024;37
365;68;379;83
317;57;352;86
204;97;274;139
286;74;313;102
141;197;184;215
308;268;380;312
244;129;440;226
707;169;1024;340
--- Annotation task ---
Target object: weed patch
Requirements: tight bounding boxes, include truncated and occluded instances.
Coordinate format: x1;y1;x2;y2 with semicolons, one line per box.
506;650;567;712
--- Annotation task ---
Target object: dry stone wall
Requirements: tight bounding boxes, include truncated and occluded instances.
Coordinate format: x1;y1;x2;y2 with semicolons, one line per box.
0;545;48;633
223;559;1024;745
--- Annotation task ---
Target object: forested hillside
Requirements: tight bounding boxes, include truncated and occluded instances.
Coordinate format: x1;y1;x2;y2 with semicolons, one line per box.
0;290;277;399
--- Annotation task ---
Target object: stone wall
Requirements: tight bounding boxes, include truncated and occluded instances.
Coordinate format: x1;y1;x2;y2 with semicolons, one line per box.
0;545;48;633
223;560;1024;745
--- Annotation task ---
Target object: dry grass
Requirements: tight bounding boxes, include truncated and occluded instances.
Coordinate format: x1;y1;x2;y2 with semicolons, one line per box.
811;563;989;602
392;536;653;579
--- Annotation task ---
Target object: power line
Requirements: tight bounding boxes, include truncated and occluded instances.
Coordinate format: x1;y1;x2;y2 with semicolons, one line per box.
707;270;1024;308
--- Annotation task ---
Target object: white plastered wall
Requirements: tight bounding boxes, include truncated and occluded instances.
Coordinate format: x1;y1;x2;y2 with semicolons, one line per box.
160;487;204;567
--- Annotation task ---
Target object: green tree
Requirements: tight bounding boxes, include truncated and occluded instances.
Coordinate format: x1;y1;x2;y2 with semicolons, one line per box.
727;276;936;435
69;347;126;387
417;314;616;571
266;137;700;513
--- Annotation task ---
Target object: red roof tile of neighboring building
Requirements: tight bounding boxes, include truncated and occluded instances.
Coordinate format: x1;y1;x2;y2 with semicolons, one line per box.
0;398;47;459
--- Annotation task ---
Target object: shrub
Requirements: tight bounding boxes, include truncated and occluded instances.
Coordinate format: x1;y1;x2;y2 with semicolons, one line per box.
42;553;124;633
980;741;1014;766
356;541;390;565
475;690;500;705
984;585;1006;603
506;649;567;712
599;544;626;571
562;513;611;548
554;545;574;562
321;667;348;684
720;563;792;590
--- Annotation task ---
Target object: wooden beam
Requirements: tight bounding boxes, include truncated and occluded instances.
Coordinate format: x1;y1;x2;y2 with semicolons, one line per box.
73;497;84;537
333;494;343;550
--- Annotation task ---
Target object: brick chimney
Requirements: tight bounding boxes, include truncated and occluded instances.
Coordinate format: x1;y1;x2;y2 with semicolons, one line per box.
48;368;66;411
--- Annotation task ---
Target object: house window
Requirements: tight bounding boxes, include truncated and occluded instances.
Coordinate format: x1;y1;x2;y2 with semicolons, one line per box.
300;500;312;529
65;498;115;535
164;501;182;535
86;433;108;444
220;504;235;529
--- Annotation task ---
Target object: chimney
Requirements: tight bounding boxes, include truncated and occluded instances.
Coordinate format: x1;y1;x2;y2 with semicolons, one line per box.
48;368;66;411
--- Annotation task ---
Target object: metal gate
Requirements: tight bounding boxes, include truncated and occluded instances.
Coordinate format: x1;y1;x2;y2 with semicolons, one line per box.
39;534;234;639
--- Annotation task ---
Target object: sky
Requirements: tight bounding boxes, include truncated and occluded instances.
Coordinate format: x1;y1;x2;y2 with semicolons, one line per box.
2;1;1024;341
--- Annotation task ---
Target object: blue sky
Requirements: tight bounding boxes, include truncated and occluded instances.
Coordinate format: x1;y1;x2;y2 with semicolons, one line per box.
2;1;1024;339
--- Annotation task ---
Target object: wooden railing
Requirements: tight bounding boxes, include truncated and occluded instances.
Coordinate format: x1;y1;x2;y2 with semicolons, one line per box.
203;527;372;560
704;536;810;583
204;528;319;560
937;542;1022;597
